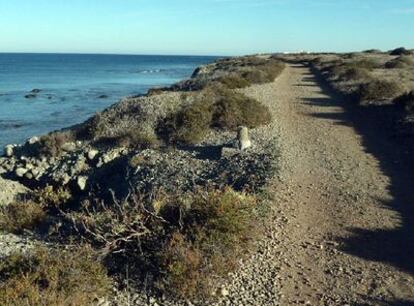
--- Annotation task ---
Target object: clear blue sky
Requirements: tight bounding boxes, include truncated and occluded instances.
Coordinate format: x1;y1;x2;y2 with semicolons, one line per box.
1;0;413;56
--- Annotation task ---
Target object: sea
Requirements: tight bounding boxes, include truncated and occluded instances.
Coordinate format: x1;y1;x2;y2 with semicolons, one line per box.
0;53;218;149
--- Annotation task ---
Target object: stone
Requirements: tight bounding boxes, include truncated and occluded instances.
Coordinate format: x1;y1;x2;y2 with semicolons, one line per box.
61;142;77;153
221;287;230;297
4;145;14;157
237;126;252;150
28;136;40;145
87;149;99;160
77;176;88;191
15;167;28;177
24;171;34;180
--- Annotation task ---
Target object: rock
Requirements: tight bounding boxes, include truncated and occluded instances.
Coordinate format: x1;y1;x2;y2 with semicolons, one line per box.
24;171;34;180
4;145;14;157
31;89;42;93
28;136;40;145
61;142;77;153
25;94;37;99
221;287;230;297
15;167;28;177
98;94;109;99
77;176;88;191
0;177;29;206
87;149;99;160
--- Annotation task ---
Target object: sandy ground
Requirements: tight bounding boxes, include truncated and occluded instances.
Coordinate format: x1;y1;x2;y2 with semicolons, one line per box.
251;64;414;306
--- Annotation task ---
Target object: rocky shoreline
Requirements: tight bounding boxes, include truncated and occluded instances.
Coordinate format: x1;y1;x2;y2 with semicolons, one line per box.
0;55;286;305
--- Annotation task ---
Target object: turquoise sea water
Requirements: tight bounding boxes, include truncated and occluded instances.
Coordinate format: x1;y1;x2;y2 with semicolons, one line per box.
0;53;218;148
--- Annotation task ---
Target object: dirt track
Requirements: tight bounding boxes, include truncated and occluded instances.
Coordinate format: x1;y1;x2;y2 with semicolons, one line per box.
255;64;414;305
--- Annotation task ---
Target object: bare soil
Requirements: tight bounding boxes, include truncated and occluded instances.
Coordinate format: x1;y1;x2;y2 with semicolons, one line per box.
266;64;414;305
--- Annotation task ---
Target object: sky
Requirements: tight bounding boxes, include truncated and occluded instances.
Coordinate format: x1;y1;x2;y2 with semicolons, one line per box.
0;0;413;56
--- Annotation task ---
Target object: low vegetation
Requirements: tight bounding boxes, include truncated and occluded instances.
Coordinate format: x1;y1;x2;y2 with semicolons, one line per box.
385;56;414;69
160;85;271;144
357;79;402;104
394;91;414;114
63;187;259;298
0;246;111;306
0;200;46;234
32;131;75;157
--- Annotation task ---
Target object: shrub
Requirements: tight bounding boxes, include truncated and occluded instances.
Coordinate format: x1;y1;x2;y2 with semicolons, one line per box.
357;79;402;104
157;188;258;298
34;131;75;157
339;67;371;81
363;49;382;54
159;86;271;144
116;130;160;149
0;200;46;234
394;91;414;114
216;74;251;89
0;246;111;306
385;56;414;69
34;185;72;208
390;47;412;56
344;59;381;71
212;87;272;130
242;60;285;84
64;188;259;299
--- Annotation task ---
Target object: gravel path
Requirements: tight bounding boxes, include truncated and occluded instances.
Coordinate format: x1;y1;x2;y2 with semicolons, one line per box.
261;64;414;305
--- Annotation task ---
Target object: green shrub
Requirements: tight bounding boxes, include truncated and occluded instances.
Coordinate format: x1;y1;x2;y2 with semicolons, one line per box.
0;200;46;234
0;246;111;306
357;79;402;104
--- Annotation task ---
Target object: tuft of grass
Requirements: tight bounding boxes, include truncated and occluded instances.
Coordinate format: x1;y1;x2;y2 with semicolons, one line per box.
0;246;111;306
357;79;402;104
0;200;46;234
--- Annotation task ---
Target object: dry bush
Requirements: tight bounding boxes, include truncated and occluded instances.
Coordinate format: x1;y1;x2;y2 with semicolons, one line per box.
339;67;372;81
0;200;46;234
344;59;381;71
115;130;160;149
212;86;272;130
34;131;75;157
357;79;402;104
0;246;111;306
156;188;258;298
216;74;251;89
385;56;414;69
242;60;285;84
64;188;259;299
34;185;72;208
160;86;271;144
